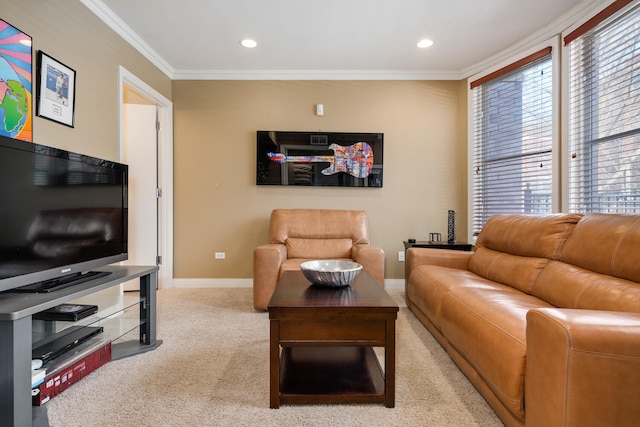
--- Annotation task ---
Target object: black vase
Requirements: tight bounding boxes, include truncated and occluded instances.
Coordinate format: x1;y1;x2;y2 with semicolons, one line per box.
447;210;456;243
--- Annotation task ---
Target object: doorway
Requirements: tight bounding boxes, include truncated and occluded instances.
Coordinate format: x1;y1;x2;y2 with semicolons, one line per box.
118;67;173;289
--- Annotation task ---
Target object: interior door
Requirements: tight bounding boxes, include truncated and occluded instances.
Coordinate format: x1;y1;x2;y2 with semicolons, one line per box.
122;103;158;290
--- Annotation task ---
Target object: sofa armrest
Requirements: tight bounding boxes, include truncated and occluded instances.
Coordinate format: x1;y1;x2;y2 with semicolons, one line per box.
351;244;385;286
405;248;472;282
253;244;287;310
525;308;640;427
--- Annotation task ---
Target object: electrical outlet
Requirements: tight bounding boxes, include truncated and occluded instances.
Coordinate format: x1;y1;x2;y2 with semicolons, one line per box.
398;251;405;262
215;252;225;260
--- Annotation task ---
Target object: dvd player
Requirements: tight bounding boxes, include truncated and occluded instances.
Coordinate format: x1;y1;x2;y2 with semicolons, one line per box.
34;304;99;322
32;326;104;363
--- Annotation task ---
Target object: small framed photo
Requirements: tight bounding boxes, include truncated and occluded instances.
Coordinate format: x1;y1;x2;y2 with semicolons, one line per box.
36;51;76;127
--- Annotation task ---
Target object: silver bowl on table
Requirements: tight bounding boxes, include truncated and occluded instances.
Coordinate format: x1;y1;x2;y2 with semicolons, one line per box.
300;260;363;287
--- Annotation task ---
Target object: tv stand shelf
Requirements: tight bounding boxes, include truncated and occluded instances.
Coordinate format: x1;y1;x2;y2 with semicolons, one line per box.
0;265;161;427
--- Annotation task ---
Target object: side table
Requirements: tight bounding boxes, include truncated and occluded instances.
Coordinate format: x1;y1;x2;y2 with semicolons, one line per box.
403;241;473;251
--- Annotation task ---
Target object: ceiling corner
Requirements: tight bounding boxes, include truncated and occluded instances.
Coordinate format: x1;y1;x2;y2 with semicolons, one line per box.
80;0;175;79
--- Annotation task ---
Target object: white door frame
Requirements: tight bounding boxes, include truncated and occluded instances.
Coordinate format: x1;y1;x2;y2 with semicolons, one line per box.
118;66;173;289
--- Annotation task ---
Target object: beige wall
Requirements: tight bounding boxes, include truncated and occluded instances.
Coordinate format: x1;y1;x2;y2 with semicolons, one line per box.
5;1;468;282
173;80;467;280
2;0;171;161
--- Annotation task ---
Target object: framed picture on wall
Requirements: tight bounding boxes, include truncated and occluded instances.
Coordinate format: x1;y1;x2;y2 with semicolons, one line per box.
36;51;76;127
256;131;384;187
0;18;33;142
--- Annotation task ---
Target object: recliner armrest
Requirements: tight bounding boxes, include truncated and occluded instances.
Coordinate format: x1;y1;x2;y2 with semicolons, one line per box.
352;244;385;286
525;308;640;427
253;244;287;310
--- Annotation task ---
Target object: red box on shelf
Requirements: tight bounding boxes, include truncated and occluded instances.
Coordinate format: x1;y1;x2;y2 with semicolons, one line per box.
33;340;112;406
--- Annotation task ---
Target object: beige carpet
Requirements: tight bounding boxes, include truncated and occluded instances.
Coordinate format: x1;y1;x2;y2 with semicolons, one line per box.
46;287;502;426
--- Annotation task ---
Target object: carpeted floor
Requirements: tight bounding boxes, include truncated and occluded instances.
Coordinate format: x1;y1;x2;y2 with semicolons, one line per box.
45;287;502;426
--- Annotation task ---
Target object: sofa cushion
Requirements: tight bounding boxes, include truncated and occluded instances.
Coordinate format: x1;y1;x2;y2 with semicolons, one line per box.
530;214;640;311
286;238;353;259
469;247;549;294
474;213;582;259
407;265;509;332
559;213;640;283
531;261;640;313
468;214;581;293
440;286;553;422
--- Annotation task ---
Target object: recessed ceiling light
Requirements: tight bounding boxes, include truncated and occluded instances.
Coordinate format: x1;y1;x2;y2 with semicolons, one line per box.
240;39;258;48
417;39;434;49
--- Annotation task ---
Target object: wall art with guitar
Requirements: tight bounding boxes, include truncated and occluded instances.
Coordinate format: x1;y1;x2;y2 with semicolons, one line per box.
256;131;383;187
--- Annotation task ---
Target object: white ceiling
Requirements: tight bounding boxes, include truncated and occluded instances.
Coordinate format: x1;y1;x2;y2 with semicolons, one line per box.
84;0;603;80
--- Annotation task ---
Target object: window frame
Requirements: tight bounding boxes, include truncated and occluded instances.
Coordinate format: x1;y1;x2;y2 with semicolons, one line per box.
467;38;561;241
561;0;640;213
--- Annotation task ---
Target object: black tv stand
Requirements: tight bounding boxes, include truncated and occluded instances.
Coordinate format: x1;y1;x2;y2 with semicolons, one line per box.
0;265;160;427
13;271;112;293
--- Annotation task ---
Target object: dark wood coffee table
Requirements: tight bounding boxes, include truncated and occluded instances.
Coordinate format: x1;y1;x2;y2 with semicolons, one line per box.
268;270;398;408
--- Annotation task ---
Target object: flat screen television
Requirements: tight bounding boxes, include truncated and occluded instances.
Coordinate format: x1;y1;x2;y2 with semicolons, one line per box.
0;135;128;293
256;131;383;187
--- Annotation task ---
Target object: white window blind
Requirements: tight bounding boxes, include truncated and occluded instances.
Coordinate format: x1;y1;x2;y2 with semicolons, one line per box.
567;4;640;213
471;52;553;234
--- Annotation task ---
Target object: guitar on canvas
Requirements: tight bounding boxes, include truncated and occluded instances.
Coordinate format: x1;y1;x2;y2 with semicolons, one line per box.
267;142;373;178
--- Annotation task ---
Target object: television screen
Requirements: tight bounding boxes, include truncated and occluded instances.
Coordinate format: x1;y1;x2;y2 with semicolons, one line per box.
256;131;383;187
0;135;128;293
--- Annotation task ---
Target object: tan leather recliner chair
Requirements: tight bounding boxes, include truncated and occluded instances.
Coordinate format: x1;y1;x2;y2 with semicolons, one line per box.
253;208;385;310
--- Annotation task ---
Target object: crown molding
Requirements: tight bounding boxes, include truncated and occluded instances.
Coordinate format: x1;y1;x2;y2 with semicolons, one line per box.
171;69;463;81
80;0;174;78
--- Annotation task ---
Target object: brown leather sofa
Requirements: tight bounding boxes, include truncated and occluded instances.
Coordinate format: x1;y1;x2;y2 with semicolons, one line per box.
253;209;385;310
405;213;640;427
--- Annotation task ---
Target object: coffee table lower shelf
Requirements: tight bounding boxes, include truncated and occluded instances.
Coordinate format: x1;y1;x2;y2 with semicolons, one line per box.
278;346;385;405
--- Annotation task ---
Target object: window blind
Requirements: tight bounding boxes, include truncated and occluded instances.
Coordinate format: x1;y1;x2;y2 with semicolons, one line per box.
567;4;640;213
471;54;553;235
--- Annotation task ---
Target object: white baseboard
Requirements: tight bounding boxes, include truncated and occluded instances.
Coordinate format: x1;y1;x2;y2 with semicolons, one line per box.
171;278;405;289
172;278;253;288
384;279;405;289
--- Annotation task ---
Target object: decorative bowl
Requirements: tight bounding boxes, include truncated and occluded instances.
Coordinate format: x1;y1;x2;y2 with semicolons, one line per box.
300;260;363;287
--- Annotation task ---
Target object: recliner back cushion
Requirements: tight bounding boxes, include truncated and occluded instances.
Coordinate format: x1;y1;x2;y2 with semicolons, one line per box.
469;214;581;293
286;238;353;259
269;209;370;245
